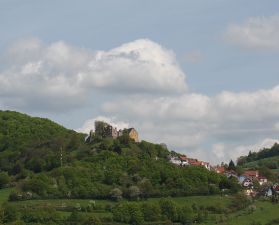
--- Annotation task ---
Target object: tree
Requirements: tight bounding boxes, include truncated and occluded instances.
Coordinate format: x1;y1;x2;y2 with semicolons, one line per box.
112;203;131;223
128;186;140;200
129;203;144;225
228;160;236;170
141;202;161;221
178;205;194;224
230;193;252;210
159;198;178;222
110;188;123;201
138;178;153;198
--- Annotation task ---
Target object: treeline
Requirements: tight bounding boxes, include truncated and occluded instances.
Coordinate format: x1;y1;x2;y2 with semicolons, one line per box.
0;195;252;225
237;143;279;166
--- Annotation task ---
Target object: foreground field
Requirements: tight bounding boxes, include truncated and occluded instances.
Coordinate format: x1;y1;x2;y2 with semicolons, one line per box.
1;188;279;225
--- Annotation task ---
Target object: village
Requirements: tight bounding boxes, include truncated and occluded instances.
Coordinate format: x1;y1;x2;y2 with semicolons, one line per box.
169;154;279;198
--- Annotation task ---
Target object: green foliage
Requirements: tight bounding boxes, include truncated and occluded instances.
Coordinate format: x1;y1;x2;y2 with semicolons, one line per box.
0;110;236;202
178;205;194;224
2;204;18;223
0;110;83;175
228;160;236;170
159;198;178;221
141;202;162;221
67;211;101;225
230;193;252;210
110;188;122;201
0;173;10;188
237;143;279;166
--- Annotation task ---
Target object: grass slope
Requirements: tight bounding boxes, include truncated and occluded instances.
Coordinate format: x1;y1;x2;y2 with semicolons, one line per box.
242;155;279;169
0;188;13;205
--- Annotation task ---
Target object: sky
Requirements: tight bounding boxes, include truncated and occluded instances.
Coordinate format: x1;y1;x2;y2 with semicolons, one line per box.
1;0;279;164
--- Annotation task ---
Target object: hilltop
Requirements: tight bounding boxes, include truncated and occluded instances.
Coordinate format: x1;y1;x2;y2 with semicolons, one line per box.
0;110;83;174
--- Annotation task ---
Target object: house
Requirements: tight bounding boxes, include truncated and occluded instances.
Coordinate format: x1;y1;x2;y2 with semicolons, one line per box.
244;188;256;197
273;184;279;194
169;157;182;166
265;188;273;197
187;159;210;170
225;170;238;179
179;155;189;166
238;175;247;184
258;176;268;185
242;170;259;179
201;161;211;170
214;166;225;174
242;177;253;187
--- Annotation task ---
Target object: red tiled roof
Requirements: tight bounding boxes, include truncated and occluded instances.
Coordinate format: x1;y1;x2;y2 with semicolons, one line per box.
243;170;259;177
180;156;188;161
189;161;203;166
215;166;225;173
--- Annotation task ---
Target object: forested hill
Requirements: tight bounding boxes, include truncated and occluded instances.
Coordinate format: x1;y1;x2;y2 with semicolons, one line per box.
237;143;279;166
0;110;239;201
0;110;83;173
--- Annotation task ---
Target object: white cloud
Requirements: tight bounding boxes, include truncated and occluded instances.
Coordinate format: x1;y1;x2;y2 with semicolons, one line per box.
0;38;187;111
76;116;129;134
212;143;225;159
103;93;212;120
103;85;279;123
225;15;279;50
100;85;279;164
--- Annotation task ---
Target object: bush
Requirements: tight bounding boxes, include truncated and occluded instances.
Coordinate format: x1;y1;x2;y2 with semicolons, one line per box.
159;198;178;222
178;205;194;224
141;202;162;221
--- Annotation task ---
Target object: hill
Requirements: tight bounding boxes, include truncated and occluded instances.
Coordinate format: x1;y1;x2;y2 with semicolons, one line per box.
237;143;279;171
0;110;83;175
0;110;239;201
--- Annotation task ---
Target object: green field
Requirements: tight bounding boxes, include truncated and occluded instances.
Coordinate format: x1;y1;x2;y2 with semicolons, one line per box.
6;195;232;210
243;155;279;169
0;188;13;205
227;201;279;225
1;189;279;225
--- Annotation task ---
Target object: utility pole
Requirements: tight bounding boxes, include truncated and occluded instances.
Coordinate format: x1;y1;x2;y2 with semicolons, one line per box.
60;147;63;167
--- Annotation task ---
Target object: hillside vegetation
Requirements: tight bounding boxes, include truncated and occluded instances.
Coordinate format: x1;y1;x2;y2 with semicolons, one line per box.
0;111;240;200
237;143;279;174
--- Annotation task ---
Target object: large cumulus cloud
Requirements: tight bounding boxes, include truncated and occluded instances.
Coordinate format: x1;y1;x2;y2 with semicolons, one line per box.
0;38;186;111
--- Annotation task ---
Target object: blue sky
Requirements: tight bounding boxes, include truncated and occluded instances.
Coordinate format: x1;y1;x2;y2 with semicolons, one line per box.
1;0;279;163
